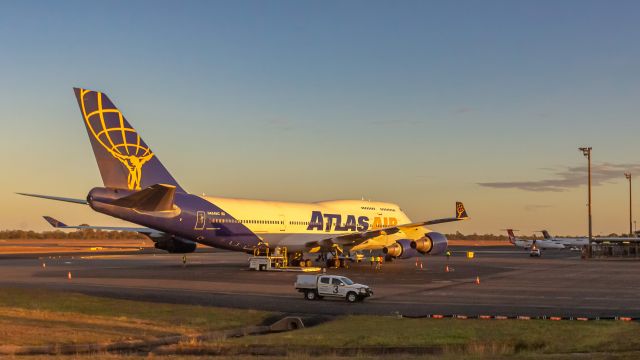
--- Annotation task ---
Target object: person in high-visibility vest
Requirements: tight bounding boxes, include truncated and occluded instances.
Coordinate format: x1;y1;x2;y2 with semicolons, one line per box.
370;256;375;269
182;255;187;267
376;256;383;270
446;250;451;261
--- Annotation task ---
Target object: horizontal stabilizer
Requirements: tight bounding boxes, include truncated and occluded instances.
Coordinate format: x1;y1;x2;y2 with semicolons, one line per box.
43;216;67;228
17;193;88;205
42;215;161;235
111;184;176;211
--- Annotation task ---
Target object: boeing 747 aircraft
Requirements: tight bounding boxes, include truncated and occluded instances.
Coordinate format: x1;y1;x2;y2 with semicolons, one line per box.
19;88;468;267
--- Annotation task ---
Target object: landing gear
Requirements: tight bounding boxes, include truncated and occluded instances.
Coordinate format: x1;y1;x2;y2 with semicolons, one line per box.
287;252;314;268
298;259;313;267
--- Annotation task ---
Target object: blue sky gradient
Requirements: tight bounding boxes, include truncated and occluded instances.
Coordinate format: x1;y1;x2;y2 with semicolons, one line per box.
2;1;640;235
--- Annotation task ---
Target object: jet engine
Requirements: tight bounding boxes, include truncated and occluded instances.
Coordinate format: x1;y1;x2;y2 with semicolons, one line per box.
154;236;197;253
411;232;448;255
383;239;420;259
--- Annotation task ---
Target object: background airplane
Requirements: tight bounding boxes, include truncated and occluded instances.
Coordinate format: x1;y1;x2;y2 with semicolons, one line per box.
505;229;565;250
538;230;639;248
19;88;469;268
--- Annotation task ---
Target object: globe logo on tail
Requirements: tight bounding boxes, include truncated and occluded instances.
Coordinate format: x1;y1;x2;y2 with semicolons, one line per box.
79;89;153;190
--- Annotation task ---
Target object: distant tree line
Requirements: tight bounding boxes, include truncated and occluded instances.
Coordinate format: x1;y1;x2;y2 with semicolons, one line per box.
0;229;146;240
446;232;512;241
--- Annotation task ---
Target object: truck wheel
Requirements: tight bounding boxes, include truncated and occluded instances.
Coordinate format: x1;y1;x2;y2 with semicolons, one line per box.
305;291;317;301
346;292;358;303
259;264;266;271
305;259;313;267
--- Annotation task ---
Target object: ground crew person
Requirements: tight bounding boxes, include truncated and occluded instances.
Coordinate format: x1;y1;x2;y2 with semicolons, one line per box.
376;256;383;271
182;255;187;267
446;250;451;261
370;256;375;269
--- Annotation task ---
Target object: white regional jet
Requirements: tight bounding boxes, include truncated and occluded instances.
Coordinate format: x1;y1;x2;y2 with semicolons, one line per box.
505;229;565;250
538;230;639;248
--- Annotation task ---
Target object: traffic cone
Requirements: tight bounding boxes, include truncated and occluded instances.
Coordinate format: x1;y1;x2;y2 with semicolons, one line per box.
67;271;72;280
419;262;423;270
445;265;450;272
42;263;46;269
475;276;480;285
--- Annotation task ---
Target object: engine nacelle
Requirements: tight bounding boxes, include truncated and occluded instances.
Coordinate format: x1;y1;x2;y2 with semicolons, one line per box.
411;232;448;255
154;236;197;253
383;239;420;259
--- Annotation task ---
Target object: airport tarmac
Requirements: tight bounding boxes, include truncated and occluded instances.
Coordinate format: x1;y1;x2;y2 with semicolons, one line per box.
0;246;638;318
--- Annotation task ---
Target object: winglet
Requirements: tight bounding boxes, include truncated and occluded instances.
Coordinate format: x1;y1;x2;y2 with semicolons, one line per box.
43;216;67;228
456;202;469;219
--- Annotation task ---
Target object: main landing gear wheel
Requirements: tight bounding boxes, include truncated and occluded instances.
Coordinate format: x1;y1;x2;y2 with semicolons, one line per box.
305;291;317;300
305;259;312;267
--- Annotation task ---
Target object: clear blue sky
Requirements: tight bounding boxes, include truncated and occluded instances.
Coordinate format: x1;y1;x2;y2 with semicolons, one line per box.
2;1;640;235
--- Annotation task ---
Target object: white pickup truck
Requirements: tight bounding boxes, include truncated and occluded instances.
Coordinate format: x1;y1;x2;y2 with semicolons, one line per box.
294;274;373;303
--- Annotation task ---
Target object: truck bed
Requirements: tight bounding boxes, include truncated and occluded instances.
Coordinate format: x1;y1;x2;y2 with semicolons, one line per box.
294;274;318;289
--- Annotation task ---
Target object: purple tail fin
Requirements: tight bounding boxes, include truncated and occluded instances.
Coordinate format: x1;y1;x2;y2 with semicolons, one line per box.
73;88;184;192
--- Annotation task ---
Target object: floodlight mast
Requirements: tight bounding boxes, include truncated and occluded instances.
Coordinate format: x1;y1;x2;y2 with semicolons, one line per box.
625;173;632;236
579;147;592;257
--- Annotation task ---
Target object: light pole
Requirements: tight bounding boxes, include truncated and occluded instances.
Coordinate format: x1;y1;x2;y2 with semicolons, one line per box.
579;147;592;257
625;173;632;236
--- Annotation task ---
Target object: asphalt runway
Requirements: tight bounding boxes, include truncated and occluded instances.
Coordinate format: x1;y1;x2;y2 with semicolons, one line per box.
1;246;638;318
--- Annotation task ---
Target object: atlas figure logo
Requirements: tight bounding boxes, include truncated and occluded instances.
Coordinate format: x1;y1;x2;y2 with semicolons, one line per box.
79;89;154;190
307;211;398;232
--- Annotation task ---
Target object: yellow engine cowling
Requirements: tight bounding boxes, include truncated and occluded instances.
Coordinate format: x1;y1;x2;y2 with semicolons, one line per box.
411;232;448;255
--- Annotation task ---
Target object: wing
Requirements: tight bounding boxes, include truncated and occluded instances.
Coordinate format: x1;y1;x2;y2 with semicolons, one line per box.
306;202;469;250
43;216;162;236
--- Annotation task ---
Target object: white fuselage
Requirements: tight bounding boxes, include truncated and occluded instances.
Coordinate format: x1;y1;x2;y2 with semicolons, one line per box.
201;197;426;252
513;239;565;250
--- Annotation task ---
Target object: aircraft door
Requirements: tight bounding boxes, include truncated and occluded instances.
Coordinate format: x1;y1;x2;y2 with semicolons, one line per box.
194;211;206;230
279;214;286;232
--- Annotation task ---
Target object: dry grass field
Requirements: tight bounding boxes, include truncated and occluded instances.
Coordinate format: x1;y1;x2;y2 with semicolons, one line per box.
1;288;638;359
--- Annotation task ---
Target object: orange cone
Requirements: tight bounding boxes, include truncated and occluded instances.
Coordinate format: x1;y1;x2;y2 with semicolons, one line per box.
445;265;450;272
42;263;46;269
419;262;423;270
67;271;72;280
475;276;480;285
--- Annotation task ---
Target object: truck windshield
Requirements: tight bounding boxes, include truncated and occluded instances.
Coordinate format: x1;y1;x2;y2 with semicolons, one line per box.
340;277;354;285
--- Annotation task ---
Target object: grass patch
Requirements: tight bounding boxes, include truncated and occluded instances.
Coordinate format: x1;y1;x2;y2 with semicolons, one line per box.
221;315;640;356
0;287;269;346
